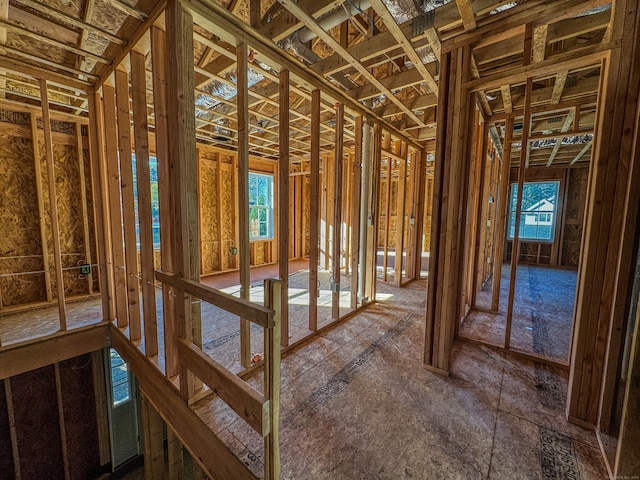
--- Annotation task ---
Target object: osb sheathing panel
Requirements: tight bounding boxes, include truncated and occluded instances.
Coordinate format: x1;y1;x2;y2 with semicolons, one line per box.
200;158;221;273
221;162;235;270
0;134;47;306
303;177;310;257
0;114;95;307
254;241;265;265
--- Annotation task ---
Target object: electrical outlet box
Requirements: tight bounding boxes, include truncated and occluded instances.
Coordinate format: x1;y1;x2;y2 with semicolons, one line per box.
80;264;91;275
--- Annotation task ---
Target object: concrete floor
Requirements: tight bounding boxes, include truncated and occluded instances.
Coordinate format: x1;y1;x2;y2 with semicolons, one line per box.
191;278;606;480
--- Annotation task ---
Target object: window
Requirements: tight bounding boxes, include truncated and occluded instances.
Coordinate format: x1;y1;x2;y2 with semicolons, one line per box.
249;172;274;240
508;181;559;241
109;348;130;406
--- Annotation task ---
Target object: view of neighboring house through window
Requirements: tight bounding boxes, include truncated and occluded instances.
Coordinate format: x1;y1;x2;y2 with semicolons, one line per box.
132;154;161;249
249;172;274;240
508;181;560;241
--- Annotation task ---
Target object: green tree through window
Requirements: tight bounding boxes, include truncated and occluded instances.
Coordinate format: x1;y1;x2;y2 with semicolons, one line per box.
249;172;274;240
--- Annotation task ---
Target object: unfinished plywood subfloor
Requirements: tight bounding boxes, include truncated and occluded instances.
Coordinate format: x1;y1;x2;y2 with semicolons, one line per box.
461;264;576;362
189;278;605;479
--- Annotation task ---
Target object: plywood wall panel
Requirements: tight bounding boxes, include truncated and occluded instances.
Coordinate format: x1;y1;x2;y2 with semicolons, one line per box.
200;158;221;273
221;164;234;269
0;134;47;306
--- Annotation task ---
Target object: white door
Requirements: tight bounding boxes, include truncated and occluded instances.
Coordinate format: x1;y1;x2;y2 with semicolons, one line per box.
106;348;141;469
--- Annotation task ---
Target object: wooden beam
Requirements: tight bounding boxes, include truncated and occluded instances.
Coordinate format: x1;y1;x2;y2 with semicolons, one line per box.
455;0;476;31
115;69;142;342
102;84;129;328
156;271;274;328
309;90;320;331
569;138;593;165
53;363;71;480
150;25;178;377
279;69;290;344
0;324;109;380
532;24;548;63
332;103;344;319
551;70;569;104
501;85;512;113
367;0;439;95
504;77;533;349
177;338;268;435
166;0;200;399
350;117;363;307
111;326;258;480
88;91;115;321
131;51;158;356
4;378;21;480
546;108;575;167
394;143;407;286
277;0;425;126
237;42;251;368
40;79;66;329
263;278;281;480
29;112;52;302
140;392;165;480
74;124;94;295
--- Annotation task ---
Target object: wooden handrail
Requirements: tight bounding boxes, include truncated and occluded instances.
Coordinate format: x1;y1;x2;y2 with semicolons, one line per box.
155;270;274;328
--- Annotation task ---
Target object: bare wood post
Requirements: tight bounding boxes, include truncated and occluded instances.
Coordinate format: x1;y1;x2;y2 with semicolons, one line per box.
90;351;111;466
131;50;158;356
103;84;129;328
237;42;251;367
332;103;344;319
75;124;94;294
263;278;281;480
151;25;178;377
394;142;407;286
54;363;71;480
412;150;427;280
88;91;114;321
309;90;320;330
40;78;67;329
115;68;142;341
4;379;21;480
504;78;533;350
491;117;514;312
166;0;200;399
382;142;393;282
30;112;53;302
140;391;165;479
279;69;290;345
350;117;363;307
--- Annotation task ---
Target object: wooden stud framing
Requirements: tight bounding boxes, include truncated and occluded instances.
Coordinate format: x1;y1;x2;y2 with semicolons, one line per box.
53;363;71;480
141;391;165;480
350;116;363;307
237;42;252;368
279;69;290;345
131;50;158;356
504;78;533;350
75;123;94;294
115;68;142;341
40;79;67;329
166;0;200;399
29;112;52;302
151;25;178;377
103;84;129;328
90;350;111;467
394;143;407;286
491;117;514;312
4;378;21;480
263;278;281;480
88;91;115;321
309;89;320;330
332;103;344;319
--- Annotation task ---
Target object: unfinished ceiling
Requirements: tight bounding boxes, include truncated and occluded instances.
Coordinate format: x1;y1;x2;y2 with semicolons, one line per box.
0;0;611;164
